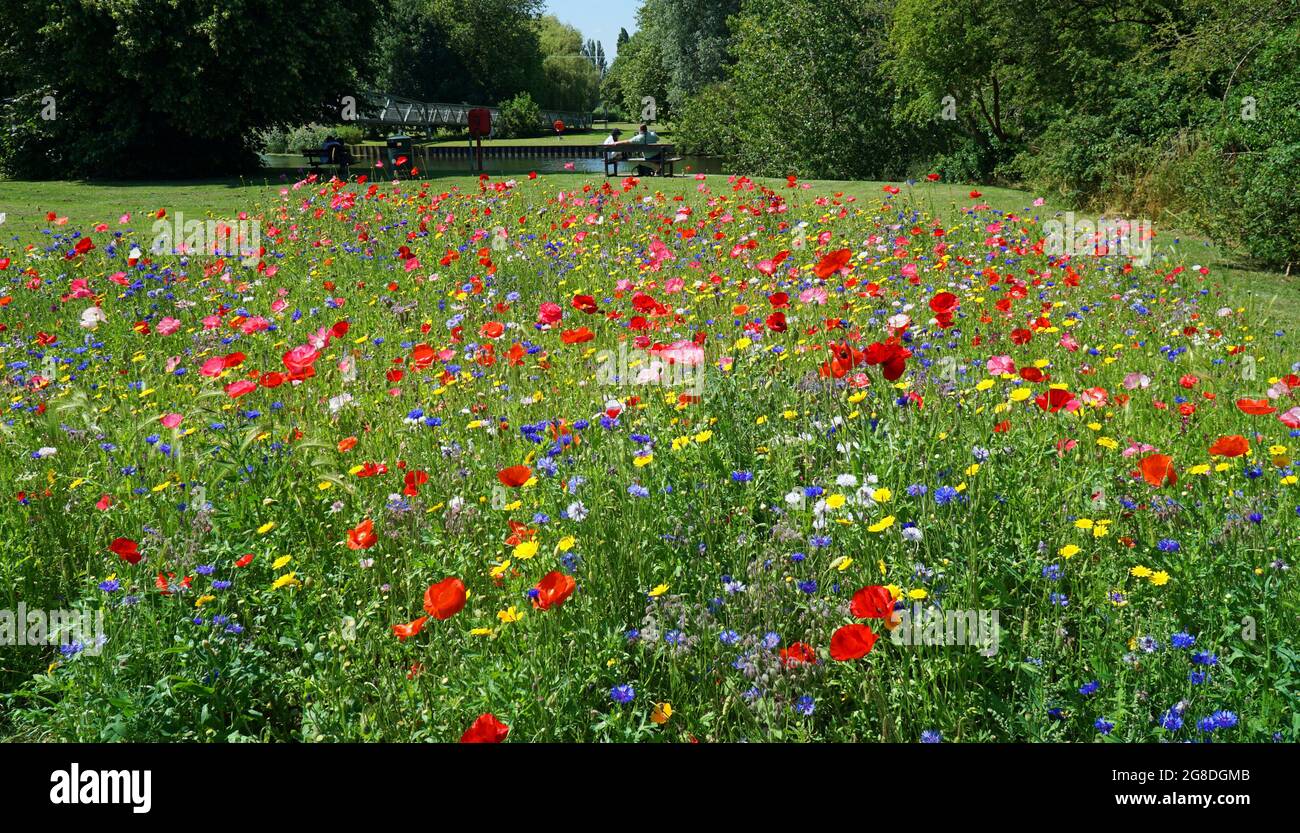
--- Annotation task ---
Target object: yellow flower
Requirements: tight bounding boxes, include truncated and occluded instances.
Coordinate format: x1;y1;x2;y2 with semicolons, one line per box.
257;521;277;534
1149;570;1170;586
1130;565;1153;578
1075;518;1094;529
271;572;299;590
872;487;892;502
826;493;846;509
497;606;524;623
651;702;674;724
1009;388;1031;402
470;627;494;636
975;378;994;392
489;560;512;579
634;453;653;467
556;536;576;552
195;594;216;608
693;430;713;443
1097;437;1119;450
868;515;895;533
1059;544;1080;559
906;588;927;600
648;583;670;597
272;554;292;570
513;540;539;560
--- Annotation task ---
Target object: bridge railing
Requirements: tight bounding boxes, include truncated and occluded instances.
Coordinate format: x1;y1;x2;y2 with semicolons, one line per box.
357;91;593;132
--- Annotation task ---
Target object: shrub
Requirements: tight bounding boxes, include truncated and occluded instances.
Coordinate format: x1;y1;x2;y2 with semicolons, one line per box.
495;92;543;139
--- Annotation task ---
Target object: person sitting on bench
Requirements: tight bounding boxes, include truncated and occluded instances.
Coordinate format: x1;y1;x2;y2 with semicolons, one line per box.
610;124;662;176
322;135;352;178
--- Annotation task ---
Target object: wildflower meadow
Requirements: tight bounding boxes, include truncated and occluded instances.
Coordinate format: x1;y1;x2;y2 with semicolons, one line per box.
1;172;1296;743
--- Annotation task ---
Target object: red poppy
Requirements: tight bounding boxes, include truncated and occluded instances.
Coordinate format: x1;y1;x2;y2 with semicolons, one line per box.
1035;388;1078;413
813;248;852;279
864;338;911;381
779;641;818;668
1208;435;1249;457
849;585;893;619
346;518;378;550
392;616;428;640
410;343;436;369
571;294;598;314
403;470;429;496
424;577;467;620
497;465;532;487
460;712;510;743
532;570;576;610
1236;398;1276;416
1138;453;1177;488
224;379;257;398
560;327;595;344
830;623;878;661
108;537;141;565
929;292;959;328
235;553;255;568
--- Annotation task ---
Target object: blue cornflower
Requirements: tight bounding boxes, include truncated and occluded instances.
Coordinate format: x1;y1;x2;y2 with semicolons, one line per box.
934;485;958;505
1157;538;1180;552
1171;630;1196;649
610;684;635;704
1095;718;1115;735
793;695;815;716
920;730;942;743
1079;680;1100;696
719;629;740;645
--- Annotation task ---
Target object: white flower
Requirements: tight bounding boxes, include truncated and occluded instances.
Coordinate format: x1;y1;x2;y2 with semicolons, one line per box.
902;526;924;543
35;447;57;458
835;474;858;487
566;500;588;522
79;306;107;329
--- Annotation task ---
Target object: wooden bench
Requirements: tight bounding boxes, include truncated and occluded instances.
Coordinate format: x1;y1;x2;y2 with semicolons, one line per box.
603;144;682;177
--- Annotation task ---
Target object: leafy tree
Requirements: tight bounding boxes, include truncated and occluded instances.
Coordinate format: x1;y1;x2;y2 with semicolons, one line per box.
717;0;918;179
374;0;544;105
0;0;377;178
534;15;602;112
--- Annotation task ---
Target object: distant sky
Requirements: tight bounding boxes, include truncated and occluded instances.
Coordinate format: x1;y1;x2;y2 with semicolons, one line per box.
544;0;640;57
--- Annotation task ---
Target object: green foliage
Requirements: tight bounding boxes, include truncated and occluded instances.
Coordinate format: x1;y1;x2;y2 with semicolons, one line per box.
0;0;376;178
495;92;544;139
710;0;918;179
534;16;602;113
373;0;545;105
